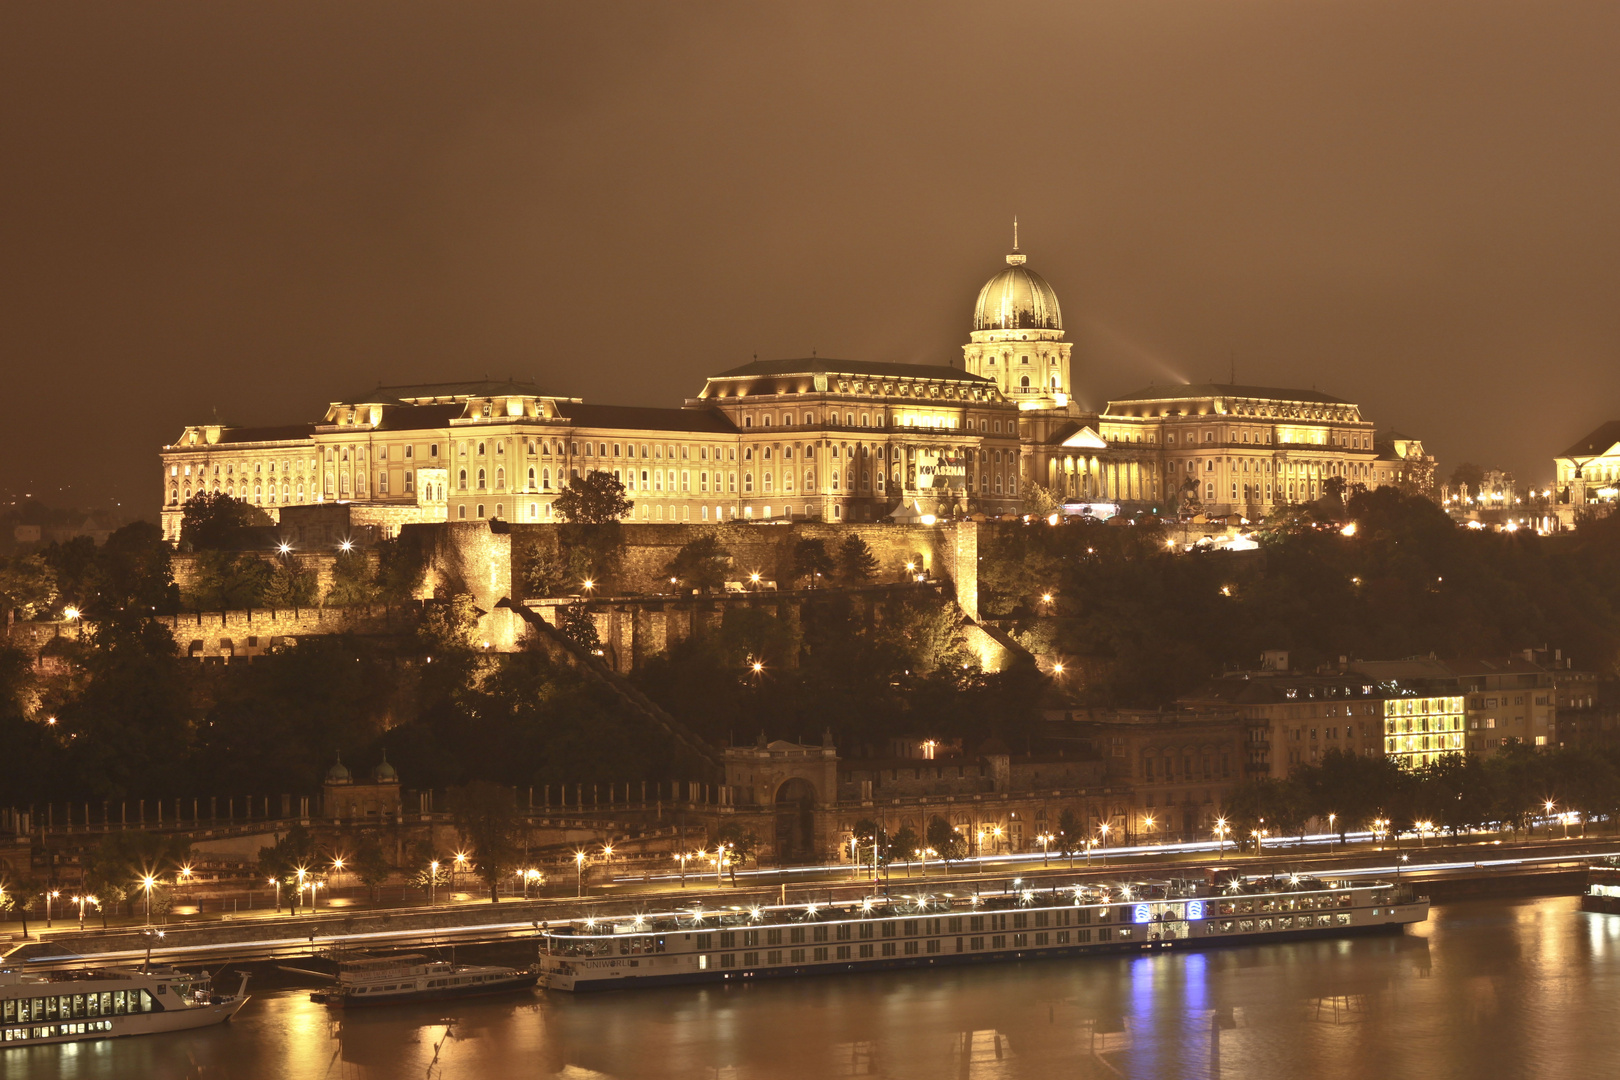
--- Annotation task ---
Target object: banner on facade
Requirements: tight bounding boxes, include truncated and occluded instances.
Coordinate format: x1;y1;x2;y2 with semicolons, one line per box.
915;451;968;491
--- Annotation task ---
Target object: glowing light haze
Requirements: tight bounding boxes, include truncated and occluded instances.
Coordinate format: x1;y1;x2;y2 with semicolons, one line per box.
2;2;1617;508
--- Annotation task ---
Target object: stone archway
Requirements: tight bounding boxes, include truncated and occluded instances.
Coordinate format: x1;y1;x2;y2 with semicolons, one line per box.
774;778;818;862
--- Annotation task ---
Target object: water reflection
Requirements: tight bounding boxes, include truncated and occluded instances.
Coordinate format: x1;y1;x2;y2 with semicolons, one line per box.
21;897;1620;1080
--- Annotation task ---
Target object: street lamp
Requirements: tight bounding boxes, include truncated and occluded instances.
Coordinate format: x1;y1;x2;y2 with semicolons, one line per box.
295;867;308;914
71;894;96;931
1036;833;1053;866
1214;817;1230;855
1143;816;1155;845
574;852;586;897
602;845;614;881
269;877;281;912
453;851;469;890
140;875;157;925
1327;813;1337;852
429;861;440;907
46;890;58;929
1097;822;1111;865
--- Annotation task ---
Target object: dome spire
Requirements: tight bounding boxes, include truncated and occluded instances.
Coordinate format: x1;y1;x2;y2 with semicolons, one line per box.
1007;216;1026;267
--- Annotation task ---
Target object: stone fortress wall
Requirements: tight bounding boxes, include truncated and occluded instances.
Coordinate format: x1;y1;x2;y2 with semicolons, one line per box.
9;519;1001;669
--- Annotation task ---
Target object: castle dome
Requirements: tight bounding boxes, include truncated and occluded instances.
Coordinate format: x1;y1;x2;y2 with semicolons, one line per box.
973;234;1062;332
326;753;352;784
373;750;398;783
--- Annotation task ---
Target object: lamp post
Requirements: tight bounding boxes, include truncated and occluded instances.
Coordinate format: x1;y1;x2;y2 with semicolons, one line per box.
72;894;96;931
1036;833;1052;867
295;867;308;915
270;877;281;913
429;861;439;907
1097;822;1110;865
602;844;614;883
46;890;58;929
1143;816;1155;846
1543;801;1556;840
574;852;586;897
1214;817;1230;856
140;876;157;926
1327;813;1337;852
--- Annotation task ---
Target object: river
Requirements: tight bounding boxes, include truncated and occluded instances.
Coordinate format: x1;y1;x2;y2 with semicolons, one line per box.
11;894;1620;1080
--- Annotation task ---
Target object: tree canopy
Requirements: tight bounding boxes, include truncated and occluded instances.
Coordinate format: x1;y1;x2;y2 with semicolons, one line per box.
553;471;633;524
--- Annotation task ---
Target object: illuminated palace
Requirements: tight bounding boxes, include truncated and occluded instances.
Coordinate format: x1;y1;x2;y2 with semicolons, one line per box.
159;238;1424;539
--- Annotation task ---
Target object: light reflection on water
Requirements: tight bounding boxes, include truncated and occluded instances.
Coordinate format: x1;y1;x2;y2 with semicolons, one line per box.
13;896;1620;1080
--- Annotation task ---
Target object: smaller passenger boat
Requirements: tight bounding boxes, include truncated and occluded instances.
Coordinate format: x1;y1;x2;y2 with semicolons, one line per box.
1;965;249;1047
1580;860;1620;915
309;953;538;1007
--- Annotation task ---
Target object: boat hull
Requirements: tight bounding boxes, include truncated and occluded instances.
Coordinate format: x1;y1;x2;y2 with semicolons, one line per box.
1;996;248;1047
313;973;539;1007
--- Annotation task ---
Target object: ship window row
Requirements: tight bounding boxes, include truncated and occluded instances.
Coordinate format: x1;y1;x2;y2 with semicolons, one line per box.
5;1019;117;1041
2;989;154;1024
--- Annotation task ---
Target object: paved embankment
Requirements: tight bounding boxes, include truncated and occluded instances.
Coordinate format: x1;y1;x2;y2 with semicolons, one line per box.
9;838;1613;970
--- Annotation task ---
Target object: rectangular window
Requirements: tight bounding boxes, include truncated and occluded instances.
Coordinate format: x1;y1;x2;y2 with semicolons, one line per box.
836;946;851;960
743;951;759;966
766;951;782;965
813;947;828;961
720;953;735;968
970;937;985;951
858;944;874;958
881;942;896;957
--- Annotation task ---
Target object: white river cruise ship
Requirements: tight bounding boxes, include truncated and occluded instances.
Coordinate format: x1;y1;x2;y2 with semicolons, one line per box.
539;875;1429;992
0;965;249;1047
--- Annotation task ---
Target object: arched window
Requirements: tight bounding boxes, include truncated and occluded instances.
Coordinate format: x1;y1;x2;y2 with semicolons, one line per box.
477;468;487;489
529;504;537;519
458;469;468;490
477;503;486;518
744;472;754;493
494;504;503;518
1020;375;1030;389
495;467;505;489
496;441;504;455
458;505;467;519
528;467;536;489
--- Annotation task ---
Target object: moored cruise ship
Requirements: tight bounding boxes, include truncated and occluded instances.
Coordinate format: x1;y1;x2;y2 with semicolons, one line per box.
0;966;249;1047
539;875;1429;992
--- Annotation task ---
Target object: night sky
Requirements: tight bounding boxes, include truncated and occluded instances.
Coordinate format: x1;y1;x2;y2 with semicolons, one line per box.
4;2;1618;514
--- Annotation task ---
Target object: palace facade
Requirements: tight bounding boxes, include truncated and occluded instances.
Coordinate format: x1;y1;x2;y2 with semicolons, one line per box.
159;238;1425;541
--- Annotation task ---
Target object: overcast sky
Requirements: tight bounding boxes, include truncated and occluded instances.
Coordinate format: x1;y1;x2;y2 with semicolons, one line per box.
3;2;1617;513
